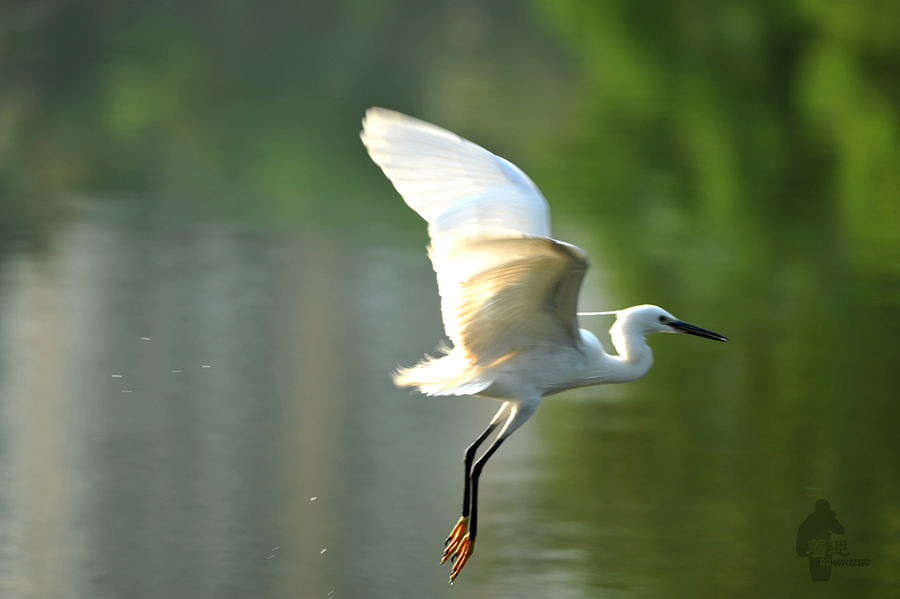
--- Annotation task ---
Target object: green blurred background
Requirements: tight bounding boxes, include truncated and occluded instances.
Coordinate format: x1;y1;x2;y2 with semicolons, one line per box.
1;0;898;597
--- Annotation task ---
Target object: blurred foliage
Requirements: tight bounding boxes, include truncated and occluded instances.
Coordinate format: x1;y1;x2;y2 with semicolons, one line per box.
533;0;900;292
0;0;440;241
0;0;568;244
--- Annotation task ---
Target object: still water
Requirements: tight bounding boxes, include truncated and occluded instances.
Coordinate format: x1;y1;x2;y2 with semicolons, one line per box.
0;197;895;598
0;201;564;598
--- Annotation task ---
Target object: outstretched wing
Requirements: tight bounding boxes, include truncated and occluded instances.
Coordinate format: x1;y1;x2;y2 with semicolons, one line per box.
361;108;589;363
360;107;550;239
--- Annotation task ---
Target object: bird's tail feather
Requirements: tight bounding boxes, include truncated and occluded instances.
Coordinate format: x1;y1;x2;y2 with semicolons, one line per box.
393;348;493;396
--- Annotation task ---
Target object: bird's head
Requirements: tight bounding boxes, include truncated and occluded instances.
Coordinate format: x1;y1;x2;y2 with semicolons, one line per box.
611;305;728;341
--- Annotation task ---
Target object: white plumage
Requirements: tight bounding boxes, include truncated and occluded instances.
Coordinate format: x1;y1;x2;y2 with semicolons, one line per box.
361;107;727;583
362;108;589;398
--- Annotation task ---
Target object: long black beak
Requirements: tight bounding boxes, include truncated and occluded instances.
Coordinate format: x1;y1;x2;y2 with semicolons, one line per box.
670;320;728;342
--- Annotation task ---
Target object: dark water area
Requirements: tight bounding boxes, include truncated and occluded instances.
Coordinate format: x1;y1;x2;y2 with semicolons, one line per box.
1;1;899;597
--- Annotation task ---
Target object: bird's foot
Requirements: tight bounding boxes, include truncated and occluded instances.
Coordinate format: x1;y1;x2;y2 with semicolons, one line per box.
442;516;468;564
448;533;474;583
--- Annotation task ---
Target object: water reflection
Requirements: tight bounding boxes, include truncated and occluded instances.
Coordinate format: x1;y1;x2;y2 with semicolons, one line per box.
2;197;894;598
0;202;551;598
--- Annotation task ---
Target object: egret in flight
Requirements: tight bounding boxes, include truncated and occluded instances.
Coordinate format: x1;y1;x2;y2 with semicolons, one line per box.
361;108;727;583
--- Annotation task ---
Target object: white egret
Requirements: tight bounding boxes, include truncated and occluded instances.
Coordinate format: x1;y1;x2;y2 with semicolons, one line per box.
361;108;727;583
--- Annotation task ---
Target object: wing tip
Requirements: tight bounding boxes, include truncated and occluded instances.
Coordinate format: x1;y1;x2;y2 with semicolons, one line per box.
363;106;400;127
361;106;389;145
361;107;460;144
361;107;418;134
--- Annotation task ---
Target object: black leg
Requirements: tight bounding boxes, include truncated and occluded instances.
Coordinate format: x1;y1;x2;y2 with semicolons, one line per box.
443;417;503;563
446;419;511;582
460;421;499;520
467;436;505;539
444;401;534;583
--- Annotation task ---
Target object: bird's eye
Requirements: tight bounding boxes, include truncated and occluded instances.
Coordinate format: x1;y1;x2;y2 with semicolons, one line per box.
658;315;667;323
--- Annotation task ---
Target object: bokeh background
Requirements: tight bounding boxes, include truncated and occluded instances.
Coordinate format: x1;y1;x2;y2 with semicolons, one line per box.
1;1;899;597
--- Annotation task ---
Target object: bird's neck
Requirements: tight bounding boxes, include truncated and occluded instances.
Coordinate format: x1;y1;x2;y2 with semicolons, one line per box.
582;327;654;386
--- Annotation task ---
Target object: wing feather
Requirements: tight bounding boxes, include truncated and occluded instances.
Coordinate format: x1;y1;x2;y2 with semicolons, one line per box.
361;108;590;369
361;107;551;239
432;235;589;364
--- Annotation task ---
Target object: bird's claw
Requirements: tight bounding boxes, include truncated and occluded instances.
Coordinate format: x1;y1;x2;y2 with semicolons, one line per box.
442;516;468;563
443;517;475;583
448;533;473;583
